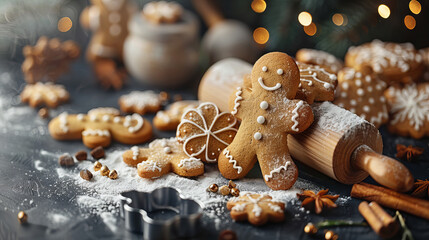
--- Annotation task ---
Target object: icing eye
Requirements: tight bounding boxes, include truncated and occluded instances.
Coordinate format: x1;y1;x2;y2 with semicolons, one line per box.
262;66;267;72
277;69;284;75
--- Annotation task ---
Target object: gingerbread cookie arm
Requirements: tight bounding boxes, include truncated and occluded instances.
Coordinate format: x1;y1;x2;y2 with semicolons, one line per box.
137;159;171;179
282;100;314;134
122;147;148;167
109;114;153;145
229;87;252;120
170;156;204;177
82;128;112;148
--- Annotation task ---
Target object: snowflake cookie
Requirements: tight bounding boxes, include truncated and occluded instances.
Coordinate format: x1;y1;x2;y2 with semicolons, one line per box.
20;82;69;108
384;83;429;139
48;107;152;148
296;48;344;74
345;40;424;84
295;62;338;104
334;68;388;128
122;138;204;179
176;102;238;163
227;192;285;226
219;52;314;190
119;91;162;115
153;100;199;131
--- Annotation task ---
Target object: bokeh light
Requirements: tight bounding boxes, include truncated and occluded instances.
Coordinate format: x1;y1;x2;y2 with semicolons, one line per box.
404;15;416;30
332;13;344;26
298;11;312;26
304;23;317;36
378;4;391;19
253;27;269;44
251;0;266;13
409;0;422;15
58;17;72;32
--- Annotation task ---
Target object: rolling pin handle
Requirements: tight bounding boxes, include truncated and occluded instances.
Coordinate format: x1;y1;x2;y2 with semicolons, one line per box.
352;145;414;192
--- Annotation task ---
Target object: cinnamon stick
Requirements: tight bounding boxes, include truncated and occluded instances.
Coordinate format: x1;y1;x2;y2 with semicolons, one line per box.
358;201;398;239
351;182;429;220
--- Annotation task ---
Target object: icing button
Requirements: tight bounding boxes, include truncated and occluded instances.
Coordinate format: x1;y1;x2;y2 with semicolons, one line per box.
260;101;269;110
257;116;265;124
253;132;262;140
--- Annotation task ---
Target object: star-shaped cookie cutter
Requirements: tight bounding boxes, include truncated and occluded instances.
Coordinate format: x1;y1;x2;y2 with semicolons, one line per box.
119;187;204;240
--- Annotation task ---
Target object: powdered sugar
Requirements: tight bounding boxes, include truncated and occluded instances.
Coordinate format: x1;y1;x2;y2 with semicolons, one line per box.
312;102;366;133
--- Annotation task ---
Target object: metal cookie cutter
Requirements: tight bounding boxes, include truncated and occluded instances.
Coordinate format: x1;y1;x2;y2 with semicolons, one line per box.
120;187;204;240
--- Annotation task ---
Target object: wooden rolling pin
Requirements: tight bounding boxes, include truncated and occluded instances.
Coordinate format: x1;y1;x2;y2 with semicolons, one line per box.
198;58;414;192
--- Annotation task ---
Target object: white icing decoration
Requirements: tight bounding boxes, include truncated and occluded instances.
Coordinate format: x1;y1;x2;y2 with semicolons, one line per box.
88;107;120;116
276;69;283;75
264;161;291;181
258;77;281;91
253;132;262;140
59;112;69;133
120;91;161;111
257;116;265;124
82;129;110;137
363;106;370;112
131;146;139;160
102;115;110;122
268;203;283;213
350;100;357;106
163;147;172;154
262;66;267;72
160;141;168;147
177;103;237;162
299;64;336;89
389;84;429;131
260;101;269;110
223;148;242;174
124;114;144;133
357;88;364;96
368;98;374;104
113;116;121;123
231;193;282;218
139;161;161;172
291;101;304;132
90;115;98;122
77;114;85;121
177;157;202;169
231;87;243;115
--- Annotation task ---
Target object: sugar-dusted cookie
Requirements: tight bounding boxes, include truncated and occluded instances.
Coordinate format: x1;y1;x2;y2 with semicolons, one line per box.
227;192;285;226
142;1;183;24
48;107;152;148
122;138;204;178
22;37;80;83
334;68;388;128
295;62;338;104
296;48;343;74
219;52;314;190
119;91;162;115
384;83;429;139
176;102;238;163
20;82;69;108
153;100;199;131
345;40;424;84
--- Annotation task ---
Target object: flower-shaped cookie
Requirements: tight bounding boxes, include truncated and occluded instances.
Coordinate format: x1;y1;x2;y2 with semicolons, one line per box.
20;82;69;108
119;91;162;115
142;1;183;24
227;192;285;226
123;138;204;178
334;68;388;128
295;62;338;104
296;48;343;74
153;100;199;131
384;83;429;139
176;102;238;163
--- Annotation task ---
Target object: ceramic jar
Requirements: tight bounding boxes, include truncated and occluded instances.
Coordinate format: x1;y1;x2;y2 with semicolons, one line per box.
123;11;199;87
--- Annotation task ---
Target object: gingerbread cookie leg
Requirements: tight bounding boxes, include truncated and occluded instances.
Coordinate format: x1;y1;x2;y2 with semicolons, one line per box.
138;158;170;179
256;139;298;190
218;130;257;179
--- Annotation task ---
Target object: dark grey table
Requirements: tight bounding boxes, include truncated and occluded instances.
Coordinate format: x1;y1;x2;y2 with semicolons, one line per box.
0;54;428;240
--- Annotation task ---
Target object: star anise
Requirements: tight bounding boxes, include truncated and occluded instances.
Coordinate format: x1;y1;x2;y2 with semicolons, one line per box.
396;144;424;162
297;189;339;214
410;179;429;199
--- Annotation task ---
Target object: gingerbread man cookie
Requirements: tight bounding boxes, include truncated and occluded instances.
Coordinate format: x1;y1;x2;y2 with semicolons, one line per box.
119;91;162;115
142;1;183;24
153;100;199;131
334;68;388;128
227;192;285;226
296;48;343;74
295;62;338;104
176;102;238;163
122;138;204;179
20;82;69;108
384;83;429;139
219;52;314;190
345;40;424;84
49;107;152;148
22;37;80;83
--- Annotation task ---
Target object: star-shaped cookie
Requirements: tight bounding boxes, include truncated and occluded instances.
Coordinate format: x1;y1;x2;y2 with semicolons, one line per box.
20;82;69;108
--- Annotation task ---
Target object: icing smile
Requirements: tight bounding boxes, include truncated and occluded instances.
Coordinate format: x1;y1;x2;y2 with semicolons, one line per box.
258;77;281;91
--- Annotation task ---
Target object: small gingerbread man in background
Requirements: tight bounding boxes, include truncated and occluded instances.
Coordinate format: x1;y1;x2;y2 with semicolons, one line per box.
218;52;314;190
80;0;135;89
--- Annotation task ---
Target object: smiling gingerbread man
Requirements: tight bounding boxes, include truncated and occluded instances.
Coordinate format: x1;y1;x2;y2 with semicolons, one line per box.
218;52;314;190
